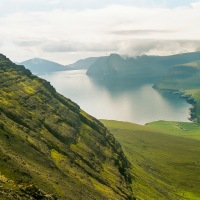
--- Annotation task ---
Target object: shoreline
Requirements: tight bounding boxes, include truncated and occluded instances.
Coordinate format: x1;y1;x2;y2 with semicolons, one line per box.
152;85;197;123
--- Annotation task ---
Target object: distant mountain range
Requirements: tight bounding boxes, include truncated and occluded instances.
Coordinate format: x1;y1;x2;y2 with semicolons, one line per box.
20;51;200;86
66;57;98;70
20;57;98;75
20;58;67;75
86;51;200;82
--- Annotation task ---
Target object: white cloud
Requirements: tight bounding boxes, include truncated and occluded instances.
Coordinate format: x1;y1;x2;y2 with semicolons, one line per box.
0;3;200;64
118;40;200;57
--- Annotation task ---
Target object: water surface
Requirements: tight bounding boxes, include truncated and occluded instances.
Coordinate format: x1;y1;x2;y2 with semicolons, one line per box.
42;70;192;125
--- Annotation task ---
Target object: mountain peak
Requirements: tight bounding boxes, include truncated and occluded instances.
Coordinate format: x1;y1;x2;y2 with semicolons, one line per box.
20;57;67;75
109;53;121;58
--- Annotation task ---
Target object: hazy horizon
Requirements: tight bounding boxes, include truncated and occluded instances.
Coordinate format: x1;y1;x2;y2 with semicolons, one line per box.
0;0;200;64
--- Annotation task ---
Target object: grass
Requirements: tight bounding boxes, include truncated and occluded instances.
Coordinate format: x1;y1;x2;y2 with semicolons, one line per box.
146;120;200;140
155;60;200;122
101;120;200;200
0;54;134;199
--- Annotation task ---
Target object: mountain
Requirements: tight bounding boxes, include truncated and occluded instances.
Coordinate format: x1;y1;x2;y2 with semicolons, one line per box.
67;57;98;70
0;54;134;199
20;58;67;75
155;60;200;90
86;52;200;81
21;57;98;75
154;60;200;123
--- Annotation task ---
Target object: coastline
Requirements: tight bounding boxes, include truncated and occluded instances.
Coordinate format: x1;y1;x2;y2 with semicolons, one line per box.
152;85;197;123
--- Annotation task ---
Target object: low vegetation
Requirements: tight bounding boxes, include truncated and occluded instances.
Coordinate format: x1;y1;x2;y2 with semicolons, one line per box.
0;54;134;199
102;120;200;200
87;52;200;81
155;60;200;122
99;53;200;200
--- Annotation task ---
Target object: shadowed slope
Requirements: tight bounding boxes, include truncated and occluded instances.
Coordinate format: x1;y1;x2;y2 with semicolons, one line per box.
0;54;134;200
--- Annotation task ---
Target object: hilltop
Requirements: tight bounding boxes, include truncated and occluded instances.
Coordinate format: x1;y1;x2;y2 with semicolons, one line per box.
21;57;99;75
20;58;67;75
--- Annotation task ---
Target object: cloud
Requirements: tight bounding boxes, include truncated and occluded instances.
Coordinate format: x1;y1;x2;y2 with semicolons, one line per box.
111;29;174;35
0;0;199;15
0;3;200;64
41;41;118;53
118;40;200;57
16;40;43;47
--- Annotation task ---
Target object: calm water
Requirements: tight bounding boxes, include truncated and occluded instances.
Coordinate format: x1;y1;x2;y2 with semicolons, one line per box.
42;70;192;125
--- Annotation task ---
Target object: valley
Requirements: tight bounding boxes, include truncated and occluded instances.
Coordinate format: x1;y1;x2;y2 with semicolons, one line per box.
1;1;200;199
39;51;200;200
41;70;192;124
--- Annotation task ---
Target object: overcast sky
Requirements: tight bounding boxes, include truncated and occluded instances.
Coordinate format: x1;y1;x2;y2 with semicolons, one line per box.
0;0;200;64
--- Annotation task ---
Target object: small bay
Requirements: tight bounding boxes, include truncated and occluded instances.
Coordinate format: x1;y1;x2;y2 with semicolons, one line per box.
42;70;192;125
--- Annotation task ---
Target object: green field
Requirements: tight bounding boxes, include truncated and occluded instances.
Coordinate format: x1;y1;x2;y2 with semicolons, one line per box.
101;120;200;200
147;120;200;140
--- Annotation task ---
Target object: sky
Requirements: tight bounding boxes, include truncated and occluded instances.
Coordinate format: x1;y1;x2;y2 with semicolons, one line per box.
0;0;200;64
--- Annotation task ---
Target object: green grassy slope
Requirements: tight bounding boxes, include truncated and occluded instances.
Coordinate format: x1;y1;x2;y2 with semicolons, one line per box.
87;52;200;81
146;120;200;140
184;89;200;121
0;54;134;200
155;60;200;90
101;120;200;200
155;60;200;122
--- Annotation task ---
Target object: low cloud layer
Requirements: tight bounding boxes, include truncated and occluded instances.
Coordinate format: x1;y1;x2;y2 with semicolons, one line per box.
0;2;200;64
111;30;175;35
41;41;119;53
118;40;200;57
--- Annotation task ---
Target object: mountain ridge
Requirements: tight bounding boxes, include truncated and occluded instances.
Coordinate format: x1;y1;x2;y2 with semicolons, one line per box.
0;54;134;199
20;58;67;75
66;57;98;70
21;57;99;75
86;51;200;81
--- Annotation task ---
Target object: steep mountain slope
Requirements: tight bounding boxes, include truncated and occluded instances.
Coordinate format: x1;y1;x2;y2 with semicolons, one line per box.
86;52;200;81
67;57;98;70
0;54;134;199
20;58;67;75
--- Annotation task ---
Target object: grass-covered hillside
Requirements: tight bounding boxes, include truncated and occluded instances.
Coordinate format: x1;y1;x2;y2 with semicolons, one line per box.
102;120;200;200
0;54;134;200
98;52;200;199
155;60;200;122
155;60;200;90
87;51;200;81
